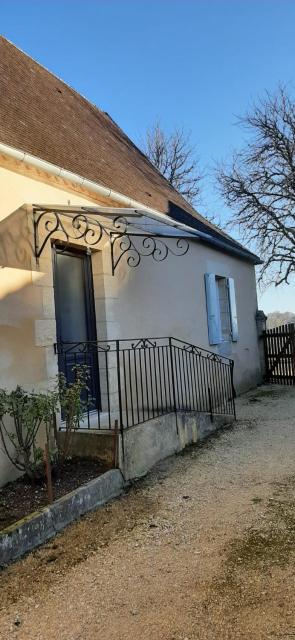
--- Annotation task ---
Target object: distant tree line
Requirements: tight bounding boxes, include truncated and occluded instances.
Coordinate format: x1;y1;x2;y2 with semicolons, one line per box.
266;311;295;329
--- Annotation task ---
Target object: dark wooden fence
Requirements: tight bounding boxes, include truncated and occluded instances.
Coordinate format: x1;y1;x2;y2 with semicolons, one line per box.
263;323;295;385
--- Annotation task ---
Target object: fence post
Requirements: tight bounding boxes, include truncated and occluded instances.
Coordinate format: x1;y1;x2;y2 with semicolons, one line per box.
256;309;268;382
116;340;124;461
262;330;270;383
291;324;295;382
169;337;178;434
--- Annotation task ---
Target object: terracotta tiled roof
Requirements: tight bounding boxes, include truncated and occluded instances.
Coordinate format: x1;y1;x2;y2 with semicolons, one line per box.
0;36;257;260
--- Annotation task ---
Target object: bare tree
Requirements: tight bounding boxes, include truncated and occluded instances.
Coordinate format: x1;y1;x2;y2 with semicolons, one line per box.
142;122;201;205
217;88;295;286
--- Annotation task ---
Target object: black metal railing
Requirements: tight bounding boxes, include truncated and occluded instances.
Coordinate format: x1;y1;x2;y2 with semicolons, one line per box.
54;337;235;431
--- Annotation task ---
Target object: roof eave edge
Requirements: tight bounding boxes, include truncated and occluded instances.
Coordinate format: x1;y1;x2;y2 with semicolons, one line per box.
0;141;200;236
0;141;261;264
197;233;262;265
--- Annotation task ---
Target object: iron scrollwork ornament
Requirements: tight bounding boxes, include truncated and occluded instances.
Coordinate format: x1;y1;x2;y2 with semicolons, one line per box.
33;209;108;259
33;208;189;274
110;216;189;274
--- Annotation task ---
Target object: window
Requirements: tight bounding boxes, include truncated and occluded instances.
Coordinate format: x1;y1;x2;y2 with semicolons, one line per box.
216;276;231;341
204;273;238;345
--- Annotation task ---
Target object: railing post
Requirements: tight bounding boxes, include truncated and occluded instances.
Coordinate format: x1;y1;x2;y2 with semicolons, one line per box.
116;340;124;460
230;360;236;419
113;419;119;468
169;337;178;434
208;386;213;423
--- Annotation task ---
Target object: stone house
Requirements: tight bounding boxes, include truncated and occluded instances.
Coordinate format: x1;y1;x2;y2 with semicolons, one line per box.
0;37;262;485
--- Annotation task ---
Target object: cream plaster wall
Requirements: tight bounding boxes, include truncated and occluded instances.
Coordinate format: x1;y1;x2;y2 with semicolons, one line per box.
113;239;261;394
0;165;101;223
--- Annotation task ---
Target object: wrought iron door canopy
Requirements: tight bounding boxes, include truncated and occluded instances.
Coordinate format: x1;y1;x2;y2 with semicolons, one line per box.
32;205;189;274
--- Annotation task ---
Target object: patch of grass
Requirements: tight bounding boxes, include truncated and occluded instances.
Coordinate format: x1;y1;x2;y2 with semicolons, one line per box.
211;476;295;603
240;419;257;430
251;496;263;504
248;388;279;402
227;522;294;569
226;481;295;572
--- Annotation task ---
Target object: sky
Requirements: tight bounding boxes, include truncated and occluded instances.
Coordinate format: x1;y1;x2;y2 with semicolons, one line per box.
0;0;294;313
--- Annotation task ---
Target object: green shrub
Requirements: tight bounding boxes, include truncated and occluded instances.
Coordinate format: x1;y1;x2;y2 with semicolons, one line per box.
0;386;58;481
0;365;90;480
57;364;90;461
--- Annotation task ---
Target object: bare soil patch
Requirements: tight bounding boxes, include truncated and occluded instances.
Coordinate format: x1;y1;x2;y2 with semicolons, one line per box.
0;458;107;529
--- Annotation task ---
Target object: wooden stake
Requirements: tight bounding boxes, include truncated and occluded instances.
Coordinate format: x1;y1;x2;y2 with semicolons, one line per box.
45;442;53;504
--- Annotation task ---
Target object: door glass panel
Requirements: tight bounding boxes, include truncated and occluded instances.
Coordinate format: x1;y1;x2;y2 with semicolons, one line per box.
55;252;88;343
54;248;100;412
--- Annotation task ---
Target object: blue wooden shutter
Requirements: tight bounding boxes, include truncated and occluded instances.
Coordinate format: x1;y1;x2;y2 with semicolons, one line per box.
228;277;238;341
204;273;222;345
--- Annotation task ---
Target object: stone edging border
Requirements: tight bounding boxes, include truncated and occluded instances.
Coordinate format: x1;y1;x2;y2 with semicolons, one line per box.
0;469;124;566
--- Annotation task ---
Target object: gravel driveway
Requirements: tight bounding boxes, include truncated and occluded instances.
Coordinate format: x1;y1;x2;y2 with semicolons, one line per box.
1;384;295;640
